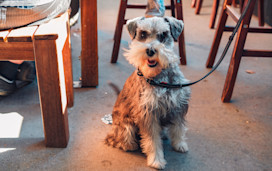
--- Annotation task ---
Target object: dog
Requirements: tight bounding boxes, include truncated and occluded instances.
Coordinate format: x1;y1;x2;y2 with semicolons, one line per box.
105;16;191;169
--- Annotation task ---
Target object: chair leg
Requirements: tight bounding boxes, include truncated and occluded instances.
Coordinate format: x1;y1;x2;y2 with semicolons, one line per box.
34;39;69;148
63;21;74;107
232;0;237;7
221;0;256;102
176;0;187;65
206;0;232;68
195;0;203;14
239;0;244;13
209;0;220;28
111;0;128;63
258;0;264;26
191;0;197;8
171;0;176;17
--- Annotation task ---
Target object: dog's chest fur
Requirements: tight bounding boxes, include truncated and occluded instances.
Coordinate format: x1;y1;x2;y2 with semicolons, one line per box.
112;64;190;126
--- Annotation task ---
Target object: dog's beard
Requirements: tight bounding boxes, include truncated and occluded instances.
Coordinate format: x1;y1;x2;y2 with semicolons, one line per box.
124;41;179;78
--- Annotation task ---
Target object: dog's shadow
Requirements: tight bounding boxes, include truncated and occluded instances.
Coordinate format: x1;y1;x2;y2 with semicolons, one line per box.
162;139;190;169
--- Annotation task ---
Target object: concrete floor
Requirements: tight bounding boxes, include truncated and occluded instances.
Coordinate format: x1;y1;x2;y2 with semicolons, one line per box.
1;0;272;170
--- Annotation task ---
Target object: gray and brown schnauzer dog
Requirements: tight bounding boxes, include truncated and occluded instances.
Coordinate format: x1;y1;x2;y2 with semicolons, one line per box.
105;16;191;169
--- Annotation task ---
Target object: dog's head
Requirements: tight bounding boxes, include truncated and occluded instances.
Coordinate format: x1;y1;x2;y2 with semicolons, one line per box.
124;16;184;78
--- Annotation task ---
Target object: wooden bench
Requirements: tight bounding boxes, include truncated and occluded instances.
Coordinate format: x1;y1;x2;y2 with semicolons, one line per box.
0;12;73;147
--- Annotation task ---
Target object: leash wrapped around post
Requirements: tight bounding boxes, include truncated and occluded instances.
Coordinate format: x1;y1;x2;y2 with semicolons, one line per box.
137;0;252;89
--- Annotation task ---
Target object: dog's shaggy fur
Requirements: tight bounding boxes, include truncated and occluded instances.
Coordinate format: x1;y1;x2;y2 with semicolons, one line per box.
105;16;191;169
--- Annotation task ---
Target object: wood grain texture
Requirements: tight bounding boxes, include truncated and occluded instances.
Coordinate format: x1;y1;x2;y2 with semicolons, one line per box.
34;39;69;147
34;13;69;40
7;26;38;42
0;42;34;60
0;12;72;148
81;0;98;87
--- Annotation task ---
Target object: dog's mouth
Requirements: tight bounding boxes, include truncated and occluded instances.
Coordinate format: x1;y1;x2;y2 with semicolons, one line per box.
147;59;158;67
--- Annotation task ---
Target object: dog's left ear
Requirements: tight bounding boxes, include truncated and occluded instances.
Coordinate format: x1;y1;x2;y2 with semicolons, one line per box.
164;17;184;41
126;17;143;40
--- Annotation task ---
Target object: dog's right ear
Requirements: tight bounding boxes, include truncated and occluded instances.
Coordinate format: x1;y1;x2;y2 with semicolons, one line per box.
126;17;143;40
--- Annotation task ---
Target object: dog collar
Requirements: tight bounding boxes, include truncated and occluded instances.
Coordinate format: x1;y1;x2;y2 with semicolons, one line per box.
137;68;192;88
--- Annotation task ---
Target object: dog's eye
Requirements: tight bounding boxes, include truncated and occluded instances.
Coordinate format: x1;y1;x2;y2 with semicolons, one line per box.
157;31;168;43
140;31;147;40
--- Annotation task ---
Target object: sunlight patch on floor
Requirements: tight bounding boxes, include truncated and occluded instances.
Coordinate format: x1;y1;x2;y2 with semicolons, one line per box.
0;112;23;138
0;148;16;153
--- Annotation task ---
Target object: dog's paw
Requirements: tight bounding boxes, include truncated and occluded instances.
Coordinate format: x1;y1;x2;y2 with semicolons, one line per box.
105;135;116;147
147;156;167;170
172;141;189;153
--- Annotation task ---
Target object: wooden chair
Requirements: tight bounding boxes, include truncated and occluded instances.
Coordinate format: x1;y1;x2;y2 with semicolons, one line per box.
111;0;187;65
192;0;264;28
206;0;272;102
0;12;73;147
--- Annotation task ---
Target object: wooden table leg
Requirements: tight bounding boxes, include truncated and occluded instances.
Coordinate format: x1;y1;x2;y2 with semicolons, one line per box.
81;0;98;87
34;39;69;147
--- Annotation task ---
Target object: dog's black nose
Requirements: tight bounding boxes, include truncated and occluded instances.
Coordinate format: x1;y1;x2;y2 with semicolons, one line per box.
146;48;156;57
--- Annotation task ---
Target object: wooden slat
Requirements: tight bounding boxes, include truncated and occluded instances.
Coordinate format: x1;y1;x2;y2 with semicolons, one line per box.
242;50;272;57
0;42;34;60
224;26;272;33
34;13;69;40
7;26;38;42
226;5;240;22
127;4;171;9
0;30;10;42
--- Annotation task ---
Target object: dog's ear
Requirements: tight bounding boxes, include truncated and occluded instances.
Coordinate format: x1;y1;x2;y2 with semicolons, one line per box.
126;17;143;40
164;17;184;41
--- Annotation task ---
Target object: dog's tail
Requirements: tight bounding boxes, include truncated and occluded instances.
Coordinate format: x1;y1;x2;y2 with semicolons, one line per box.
108;81;121;95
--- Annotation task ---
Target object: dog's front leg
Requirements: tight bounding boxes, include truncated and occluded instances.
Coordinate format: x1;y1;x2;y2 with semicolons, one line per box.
139;119;166;169
169;122;188;153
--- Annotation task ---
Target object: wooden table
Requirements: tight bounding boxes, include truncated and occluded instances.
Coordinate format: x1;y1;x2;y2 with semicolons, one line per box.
80;0;98;87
